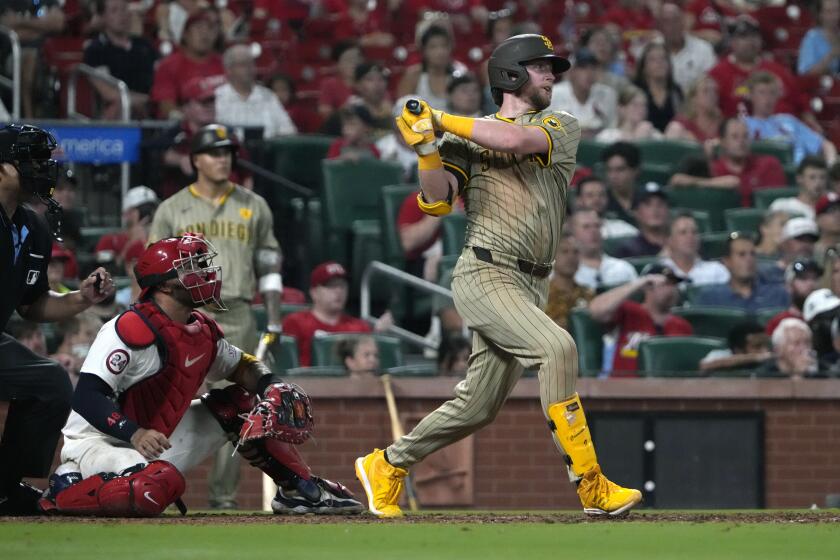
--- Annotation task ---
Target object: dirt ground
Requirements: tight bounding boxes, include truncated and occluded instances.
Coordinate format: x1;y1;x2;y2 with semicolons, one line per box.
4;510;840;525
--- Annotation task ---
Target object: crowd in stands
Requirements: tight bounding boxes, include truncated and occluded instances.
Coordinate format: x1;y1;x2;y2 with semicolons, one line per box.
2;0;840;379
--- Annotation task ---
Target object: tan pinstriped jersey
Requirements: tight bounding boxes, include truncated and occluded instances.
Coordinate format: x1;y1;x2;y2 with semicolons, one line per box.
148;184;279;301
439;110;580;264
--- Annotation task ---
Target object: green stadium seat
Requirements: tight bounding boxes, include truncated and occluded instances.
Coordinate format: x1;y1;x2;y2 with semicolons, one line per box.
267;134;335;193
602;235;636;257
671;306;750;337
637;336;726;377
386;363;438;377
380;185;416;268
568;309;603;376
441;213;467;256
700;232;731;260
635;139;704;169
576;139;607;168
666;187;741;232
751;140;794;167
725;207;766;233
289;197;324;279
755;307;786;327
753;187;799;210
350;219;385;295
266;335;301;374
638;164;672;185
311;334;403;369
284;366;348;377
673;208;711;233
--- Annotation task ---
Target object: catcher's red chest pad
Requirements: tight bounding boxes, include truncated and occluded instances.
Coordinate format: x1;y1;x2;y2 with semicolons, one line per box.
115;302;222;437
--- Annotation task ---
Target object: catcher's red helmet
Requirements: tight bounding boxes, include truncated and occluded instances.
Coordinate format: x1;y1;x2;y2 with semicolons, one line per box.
134;234;224;309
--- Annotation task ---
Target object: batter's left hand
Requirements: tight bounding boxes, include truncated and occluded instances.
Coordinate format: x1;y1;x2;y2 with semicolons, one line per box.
80;267;116;304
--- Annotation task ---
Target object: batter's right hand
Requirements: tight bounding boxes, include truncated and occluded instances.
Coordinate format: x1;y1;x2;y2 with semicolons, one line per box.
131;428;171;460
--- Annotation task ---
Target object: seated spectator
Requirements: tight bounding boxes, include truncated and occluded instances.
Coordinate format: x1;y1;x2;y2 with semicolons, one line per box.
600;0;657;44
94;185;158;269
550;48;618;137
545;233;595;329
437;333;470;376
588;264;693;376
699;321;772;372
769;157;829;219
797;0;840;76
283;262;389;366
595;85;662;144
155;0;236;44
326;103;381;161
695;232;789;312
684;0;740;46
397;189;443;282
744;72;837;166
755;210;790;259
215;44;297;139
376;96;419;181
48;244;74;294
4;316;47;356
151;8;225;119
669;118;787;207
758;318;819;378
318;40;363;120
572;209;639;290
658;3;717;94
760;217;820;285
0;0;65;118
614;183;671;258
765;259;823;335
804;287;840;358
328;0;395;48
708;16;813;121
664;75;723;144
820;314;840;373
574;177;639;239
660;211;730;286
602;141;642;225
815;192;840;265
83;0;157;119
268;73;321;133
338;335;380;376
633;42;684;133
52;311;103;386
352;62;394;135
579;26;630;93
447;74;483;118
396;24;468;109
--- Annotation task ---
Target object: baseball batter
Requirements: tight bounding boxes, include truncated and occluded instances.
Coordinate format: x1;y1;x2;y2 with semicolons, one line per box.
38;235;362;516
148;123;283;508
355;34;642;517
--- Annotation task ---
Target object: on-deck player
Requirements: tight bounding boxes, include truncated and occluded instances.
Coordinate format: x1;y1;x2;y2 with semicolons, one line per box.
355;34;642;517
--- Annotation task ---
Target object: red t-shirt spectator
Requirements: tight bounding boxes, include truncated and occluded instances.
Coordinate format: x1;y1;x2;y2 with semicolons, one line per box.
282;311;371;366
710;154;787;207
326;138;380;160
764;309;801;335
396;192;440;261
318;76;354;114
708;56;808;118
686;0;739;35
150;51;224;116
95;231;128;257
611;301;693;376
600;5;656;34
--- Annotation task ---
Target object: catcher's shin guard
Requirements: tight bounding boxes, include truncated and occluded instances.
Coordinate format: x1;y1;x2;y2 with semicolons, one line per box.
202;385;312;483
40;461;185;517
547;392;598;480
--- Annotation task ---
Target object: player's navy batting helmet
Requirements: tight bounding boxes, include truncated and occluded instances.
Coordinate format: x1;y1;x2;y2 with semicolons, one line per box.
135;234;225;309
190;123;239;155
487;34;570;103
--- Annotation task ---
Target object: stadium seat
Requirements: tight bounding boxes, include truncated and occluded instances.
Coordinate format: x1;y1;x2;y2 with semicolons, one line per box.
671;306;749;338
755;307;787;328
289;197;324;279
311;334;404;369
266;336;301;374
380;185;417;268
441;213;467;256
666;187;741;232
284;366;348;377
751;140;794;168
725;208;766;233
638;163;672;186
635;139;704;169
568;309;603;376
386;363;438;377
602;235;636;257
700;232;731;260
267;134;335;193
753;187;799;210
351;219;385;295
626;256;660;274
576;139;607;168
637;336;726;377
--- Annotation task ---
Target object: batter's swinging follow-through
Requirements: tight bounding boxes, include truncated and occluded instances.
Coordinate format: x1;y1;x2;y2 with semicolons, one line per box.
355;34;642;517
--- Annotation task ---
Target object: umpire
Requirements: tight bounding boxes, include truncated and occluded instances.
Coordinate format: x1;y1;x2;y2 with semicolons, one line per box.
0;124;115;514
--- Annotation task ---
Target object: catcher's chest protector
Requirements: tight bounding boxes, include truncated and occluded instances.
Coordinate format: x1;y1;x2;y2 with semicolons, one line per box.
115;301;221;437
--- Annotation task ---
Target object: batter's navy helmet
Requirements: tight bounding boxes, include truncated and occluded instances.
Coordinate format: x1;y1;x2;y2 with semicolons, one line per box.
190;124;239;155
487;34;570;104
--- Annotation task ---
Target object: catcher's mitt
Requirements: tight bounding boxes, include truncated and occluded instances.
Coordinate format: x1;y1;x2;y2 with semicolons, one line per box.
238;383;314;446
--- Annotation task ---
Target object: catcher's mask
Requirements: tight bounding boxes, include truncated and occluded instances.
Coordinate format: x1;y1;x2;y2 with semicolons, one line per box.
135;234;225;310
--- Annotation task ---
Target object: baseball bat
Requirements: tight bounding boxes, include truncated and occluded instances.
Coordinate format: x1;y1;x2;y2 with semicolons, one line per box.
405;99;422;115
254;331;274;362
380;374;419;512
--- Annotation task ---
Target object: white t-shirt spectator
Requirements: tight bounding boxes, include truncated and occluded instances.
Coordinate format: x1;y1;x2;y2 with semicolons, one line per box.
550;81;617;133
575;255;639;290
669;35;717;93
768;197;814;220
660;257;731;287
215;83;297;138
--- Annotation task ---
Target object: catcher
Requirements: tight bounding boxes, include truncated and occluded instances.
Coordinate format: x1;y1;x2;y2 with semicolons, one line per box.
38;234;362;516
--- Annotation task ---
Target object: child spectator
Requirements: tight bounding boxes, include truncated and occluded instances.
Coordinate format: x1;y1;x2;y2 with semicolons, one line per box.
326;103;380;161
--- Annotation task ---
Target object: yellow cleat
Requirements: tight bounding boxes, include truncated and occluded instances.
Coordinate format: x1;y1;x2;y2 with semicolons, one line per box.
354;449;407;518
577;464;642;517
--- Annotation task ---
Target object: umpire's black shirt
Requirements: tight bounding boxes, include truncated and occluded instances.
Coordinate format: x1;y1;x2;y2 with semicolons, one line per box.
0;202;52;330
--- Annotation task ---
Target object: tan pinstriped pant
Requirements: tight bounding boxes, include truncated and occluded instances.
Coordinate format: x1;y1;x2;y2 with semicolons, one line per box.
387;249;578;468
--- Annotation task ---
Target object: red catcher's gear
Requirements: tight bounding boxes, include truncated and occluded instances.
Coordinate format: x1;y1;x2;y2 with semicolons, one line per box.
115;300;221;437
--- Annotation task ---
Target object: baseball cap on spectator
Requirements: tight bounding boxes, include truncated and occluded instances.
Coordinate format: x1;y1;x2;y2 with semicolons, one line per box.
730;15;761;36
803;288;840;321
123;185;159;212
181;9;215;41
780;217;820;242
632;182;669;209
816;192;840;216
572;47;598;67
311;261;348;287
51;243;72;261
785;259;824;283
640;263;685;284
